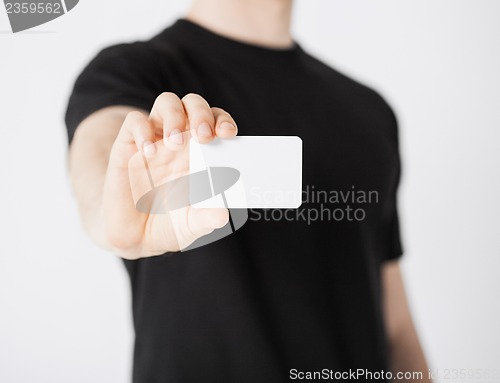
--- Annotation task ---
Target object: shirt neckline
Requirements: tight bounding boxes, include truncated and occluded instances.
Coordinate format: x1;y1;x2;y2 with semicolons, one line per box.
159;18;303;62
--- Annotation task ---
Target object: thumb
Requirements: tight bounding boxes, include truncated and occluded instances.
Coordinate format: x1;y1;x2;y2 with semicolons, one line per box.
187;207;230;239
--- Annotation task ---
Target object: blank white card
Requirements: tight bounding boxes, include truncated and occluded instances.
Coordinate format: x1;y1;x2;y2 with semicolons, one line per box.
189;136;302;209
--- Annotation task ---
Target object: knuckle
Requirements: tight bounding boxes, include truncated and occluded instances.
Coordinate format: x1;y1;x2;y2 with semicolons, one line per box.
155;91;178;105
125;110;145;122
182;94;211;111
212;106;229;115
212;209;230;229
106;229;130;251
182;92;202;102
105;228;140;255
124;115;149;137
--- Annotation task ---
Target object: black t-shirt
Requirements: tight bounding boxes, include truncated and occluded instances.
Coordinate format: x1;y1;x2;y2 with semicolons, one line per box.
66;19;403;383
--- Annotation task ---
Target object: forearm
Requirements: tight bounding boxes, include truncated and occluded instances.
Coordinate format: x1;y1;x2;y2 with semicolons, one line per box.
389;321;431;382
383;261;431;382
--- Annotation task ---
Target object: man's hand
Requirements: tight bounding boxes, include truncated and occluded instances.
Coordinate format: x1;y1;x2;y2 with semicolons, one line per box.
69;93;238;259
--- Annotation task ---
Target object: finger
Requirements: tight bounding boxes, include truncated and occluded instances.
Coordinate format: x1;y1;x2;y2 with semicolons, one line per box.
105;111;155;251
150;92;187;150
116;110;157;157
212;107;238;139
187;207;229;238
182;93;215;144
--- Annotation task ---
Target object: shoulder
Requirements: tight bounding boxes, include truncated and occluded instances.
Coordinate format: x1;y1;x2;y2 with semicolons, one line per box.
72;36;182;95
86;41;162;72
301;51;398;137
82;31;187;82
307;53;392;107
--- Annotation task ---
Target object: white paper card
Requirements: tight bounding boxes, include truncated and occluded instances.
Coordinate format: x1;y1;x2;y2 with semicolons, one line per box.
189;136;302;208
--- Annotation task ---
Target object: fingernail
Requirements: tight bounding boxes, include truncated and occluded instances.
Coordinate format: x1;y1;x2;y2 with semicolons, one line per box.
219;122;236;132
143;140;156;156
197;123;213;138
168;129;183;145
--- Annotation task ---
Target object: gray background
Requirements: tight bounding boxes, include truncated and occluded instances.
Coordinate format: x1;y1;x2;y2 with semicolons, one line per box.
1;0;499;381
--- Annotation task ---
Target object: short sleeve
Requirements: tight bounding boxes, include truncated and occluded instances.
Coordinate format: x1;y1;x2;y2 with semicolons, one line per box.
384;201;403;261
65;43;166;144
380;104;404;262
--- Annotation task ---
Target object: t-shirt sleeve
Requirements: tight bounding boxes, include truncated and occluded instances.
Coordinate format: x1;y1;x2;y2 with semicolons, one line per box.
380;104;404;262
65;43;165;144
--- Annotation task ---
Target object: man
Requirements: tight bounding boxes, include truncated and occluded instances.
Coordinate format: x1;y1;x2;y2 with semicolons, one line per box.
66;0;430;381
